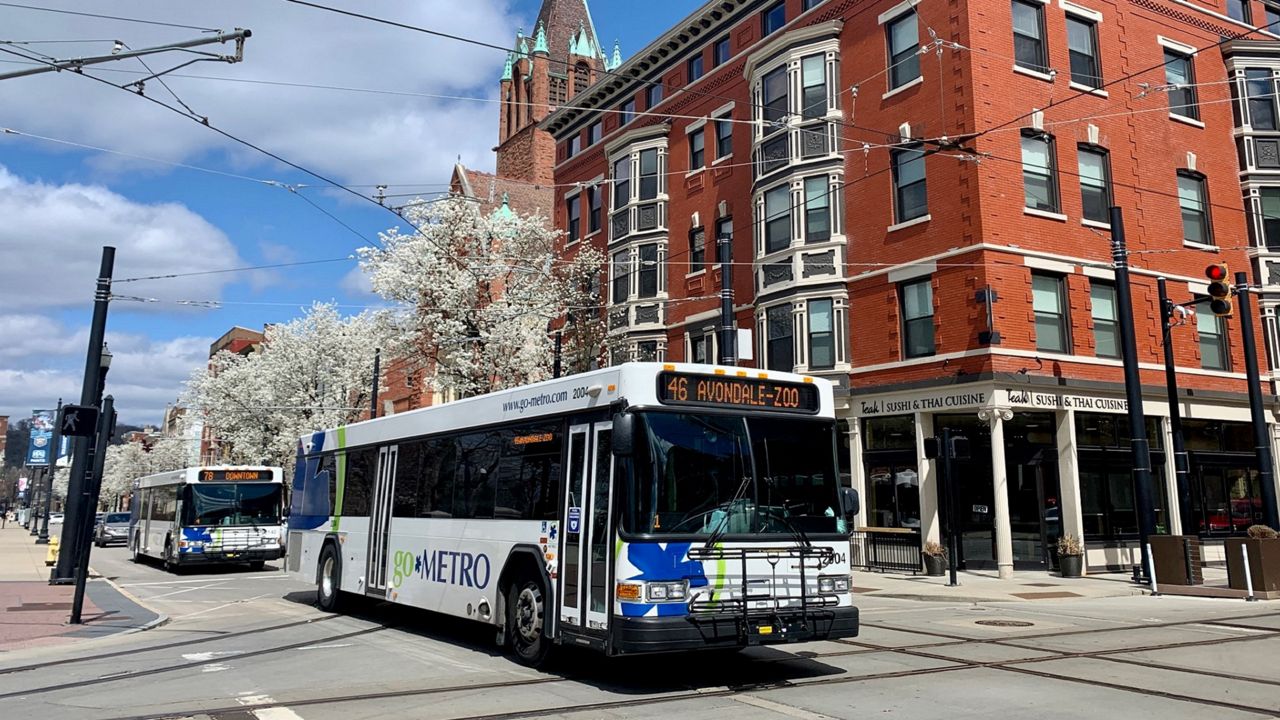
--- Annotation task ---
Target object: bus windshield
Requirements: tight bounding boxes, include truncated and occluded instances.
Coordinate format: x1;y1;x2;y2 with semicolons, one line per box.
183;483;283;527
627;412;842;537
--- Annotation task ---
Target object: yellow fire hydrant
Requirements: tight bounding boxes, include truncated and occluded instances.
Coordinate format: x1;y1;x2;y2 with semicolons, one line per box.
45;535;59;566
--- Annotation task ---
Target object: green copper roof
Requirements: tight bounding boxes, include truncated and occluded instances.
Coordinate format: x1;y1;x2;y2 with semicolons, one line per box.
533;22;548;54
501;52;513;81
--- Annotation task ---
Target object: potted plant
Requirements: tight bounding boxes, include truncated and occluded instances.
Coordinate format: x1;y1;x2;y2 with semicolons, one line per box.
1226;525;1280;595
1057;533;1084;578
922;540;947;576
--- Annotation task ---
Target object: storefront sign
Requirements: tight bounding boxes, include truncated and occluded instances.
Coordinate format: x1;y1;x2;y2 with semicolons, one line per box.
858;391;988;416
1007;389;1127;412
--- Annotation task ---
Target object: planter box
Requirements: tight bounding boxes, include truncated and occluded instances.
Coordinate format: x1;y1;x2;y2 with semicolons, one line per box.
1225;537;1280;593
1148;535;1202;586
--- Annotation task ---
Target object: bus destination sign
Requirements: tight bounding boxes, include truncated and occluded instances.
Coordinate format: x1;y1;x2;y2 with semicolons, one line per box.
657;372;819;413
201;469;268;482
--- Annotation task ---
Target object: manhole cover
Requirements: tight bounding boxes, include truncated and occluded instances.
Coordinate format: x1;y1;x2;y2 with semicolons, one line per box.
975;619;1034;627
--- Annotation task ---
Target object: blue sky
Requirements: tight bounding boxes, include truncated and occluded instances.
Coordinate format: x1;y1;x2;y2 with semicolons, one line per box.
0;1;701;424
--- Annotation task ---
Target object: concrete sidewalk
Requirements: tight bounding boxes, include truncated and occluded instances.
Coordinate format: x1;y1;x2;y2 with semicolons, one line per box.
853;567;1150;602
0;524;162;651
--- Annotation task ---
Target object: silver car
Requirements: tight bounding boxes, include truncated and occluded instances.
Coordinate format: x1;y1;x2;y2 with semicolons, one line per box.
94;512;131;547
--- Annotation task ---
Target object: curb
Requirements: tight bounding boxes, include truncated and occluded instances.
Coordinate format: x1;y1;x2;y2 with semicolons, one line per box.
92;568;171;636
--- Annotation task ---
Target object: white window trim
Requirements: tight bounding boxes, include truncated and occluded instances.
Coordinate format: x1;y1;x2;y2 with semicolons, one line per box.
1024;207;1069;222
711;101;735;117
887;213;931;232
685;117;708;134
883;74;924;100
1081;218;1112;230
1059;0;1103;21
1170;113;1205;128
1157;36;1197;55
1068;81;1108;97
1183;240;1220;252
712;152;735;166
1013;64;1056;82
887;260;936;283
1082;266;1115;280
1188;281;1210;295
1023;256;1077;273
878;0;923;25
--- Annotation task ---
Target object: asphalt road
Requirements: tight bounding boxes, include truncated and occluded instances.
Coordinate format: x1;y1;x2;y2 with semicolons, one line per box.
1;544;1278;720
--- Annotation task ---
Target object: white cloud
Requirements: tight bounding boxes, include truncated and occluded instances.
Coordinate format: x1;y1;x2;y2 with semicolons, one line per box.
0;0;521;187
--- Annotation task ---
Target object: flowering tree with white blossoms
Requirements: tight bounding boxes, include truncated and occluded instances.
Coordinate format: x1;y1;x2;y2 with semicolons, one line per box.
184;302;398;470
98;432;195;508
361;196;606;396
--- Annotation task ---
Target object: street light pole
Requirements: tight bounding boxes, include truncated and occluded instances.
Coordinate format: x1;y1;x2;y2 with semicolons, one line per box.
1234;273;1280;530
1157;279;1195;536
70;394;115;625
717;235;736;365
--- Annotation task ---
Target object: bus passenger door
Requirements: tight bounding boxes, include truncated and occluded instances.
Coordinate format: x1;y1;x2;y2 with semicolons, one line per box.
559;425;589;628
583;422;613;632
366;445;398;596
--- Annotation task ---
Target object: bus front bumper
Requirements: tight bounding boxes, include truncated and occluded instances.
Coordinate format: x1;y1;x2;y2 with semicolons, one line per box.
609;606;858;655
178;547;285;563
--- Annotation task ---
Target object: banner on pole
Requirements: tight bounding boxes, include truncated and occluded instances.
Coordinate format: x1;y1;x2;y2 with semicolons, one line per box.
24;409;55;466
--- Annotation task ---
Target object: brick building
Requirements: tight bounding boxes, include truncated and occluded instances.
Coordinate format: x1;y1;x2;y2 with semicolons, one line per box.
201;325;267;463
543;0;1280;576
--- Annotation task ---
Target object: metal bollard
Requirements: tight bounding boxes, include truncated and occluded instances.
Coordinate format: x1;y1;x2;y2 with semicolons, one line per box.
1241;543;1258;602
1145;543;1159;596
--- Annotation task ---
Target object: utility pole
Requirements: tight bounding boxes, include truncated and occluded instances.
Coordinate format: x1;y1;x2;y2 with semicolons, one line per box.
36;399;63;544
1110;208;1157;581
53;247;114;584
70;395;115;625
717;235;736;365
1234;272;1280;529
370;348;381;419
941;428;959;587
0;30;251;82
1157;279;1195;535
27;467;42;537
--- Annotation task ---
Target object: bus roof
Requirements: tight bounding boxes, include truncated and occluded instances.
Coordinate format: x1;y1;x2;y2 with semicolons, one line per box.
133;466;283;489
299;362;835;455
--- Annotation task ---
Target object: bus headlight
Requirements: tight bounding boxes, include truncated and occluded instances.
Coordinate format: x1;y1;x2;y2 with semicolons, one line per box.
818;575;850;593
645;581;688;602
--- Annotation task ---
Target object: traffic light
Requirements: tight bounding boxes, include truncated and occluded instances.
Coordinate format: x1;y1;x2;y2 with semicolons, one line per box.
1205;263;1233;317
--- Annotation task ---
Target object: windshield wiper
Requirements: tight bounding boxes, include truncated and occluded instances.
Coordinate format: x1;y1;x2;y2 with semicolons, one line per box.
704;435;752;550
757;432;810;548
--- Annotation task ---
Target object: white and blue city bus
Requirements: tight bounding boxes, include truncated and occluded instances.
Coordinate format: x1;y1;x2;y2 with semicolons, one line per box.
287;363;859;665
130;466;287;572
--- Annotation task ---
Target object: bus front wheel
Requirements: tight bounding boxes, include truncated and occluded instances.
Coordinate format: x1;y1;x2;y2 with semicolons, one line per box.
507;577;550;667
317;543;343;612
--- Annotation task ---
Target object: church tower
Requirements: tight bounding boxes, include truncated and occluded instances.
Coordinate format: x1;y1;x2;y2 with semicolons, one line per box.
496;0;619;185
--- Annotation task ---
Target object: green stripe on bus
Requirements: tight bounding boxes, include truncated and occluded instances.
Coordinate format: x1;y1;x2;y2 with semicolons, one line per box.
332;426;348;532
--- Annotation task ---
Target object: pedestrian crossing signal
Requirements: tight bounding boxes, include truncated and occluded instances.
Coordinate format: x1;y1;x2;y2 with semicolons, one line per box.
1205;263;1233;317
58;405;98;438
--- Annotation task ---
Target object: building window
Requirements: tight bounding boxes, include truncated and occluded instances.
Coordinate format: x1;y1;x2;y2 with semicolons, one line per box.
1196;302;1229;370
1077;145;1112;224
1246;68;1278;130
803;0;824;9
568;134;582;157
636;341;659;362
639;148;659;200
762;1;787;37
588;121;602;145
611;250;629;303
1066;16;1101;88
688;55;704;83
689;127;706;170
1259;187;1280;251
690;226;706;270
647;83;663;109
1228;0;1252;23
1178;171;1211;245
1164;50;1198;120
892;146;928;222
1267;2;1280;28
574;61;590;94
714;36;731;66
638;244;659;298
900;278;935;358
621;98;636;125
762;66;789;128
764;184;791;253
1032;273;1070;353
613;157;630;208
587;185;601;234
804;176;831;242
716;115;733;157
801;55;827;119
1012;0;1048;74
766;304;794;371
566;194;581;243
809;299;835;370
1090;281;1119;358
691;332;712;364
887;10;921;90
1022;131;1059;212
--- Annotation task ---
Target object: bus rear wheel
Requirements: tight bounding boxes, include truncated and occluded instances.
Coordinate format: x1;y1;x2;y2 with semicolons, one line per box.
317;543;343;612
507;577;550;667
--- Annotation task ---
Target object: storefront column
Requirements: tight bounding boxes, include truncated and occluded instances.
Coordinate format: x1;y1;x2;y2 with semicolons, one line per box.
1056;409;1086;562
979;406;1015;579
847;418;867;529
1161;416;1183;536
916;412;940;544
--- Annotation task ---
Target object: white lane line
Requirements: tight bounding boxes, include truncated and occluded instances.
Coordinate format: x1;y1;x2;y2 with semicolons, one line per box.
182;651;244;662
296;643;353;650
201;663;231;673
177;593;275;620
1186;622;1273;634
148;582;230;599
732;695;836;719
254;708;306;720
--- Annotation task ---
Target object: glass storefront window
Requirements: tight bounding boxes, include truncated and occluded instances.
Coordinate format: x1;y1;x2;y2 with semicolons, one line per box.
863;415;915;450
861;415;919;529
1076;412;1168;540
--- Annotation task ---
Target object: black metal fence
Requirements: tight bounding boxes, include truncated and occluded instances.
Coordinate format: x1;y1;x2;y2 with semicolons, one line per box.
850;529;922;574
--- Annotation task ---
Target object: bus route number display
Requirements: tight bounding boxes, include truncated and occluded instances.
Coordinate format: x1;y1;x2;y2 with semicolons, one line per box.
657;372;819;413
202;469;267;482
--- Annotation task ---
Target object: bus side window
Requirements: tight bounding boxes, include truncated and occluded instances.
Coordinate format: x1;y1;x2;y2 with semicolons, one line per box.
457;431;499;519
392;441;421;518
343;448;376;516
495;422;563;520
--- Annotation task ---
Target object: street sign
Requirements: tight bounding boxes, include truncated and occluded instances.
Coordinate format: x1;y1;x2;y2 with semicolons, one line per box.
59;405;99;438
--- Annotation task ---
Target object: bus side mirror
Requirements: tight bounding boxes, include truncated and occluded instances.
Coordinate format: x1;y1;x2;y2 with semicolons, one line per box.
612;413;635;456
839;487;859;520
